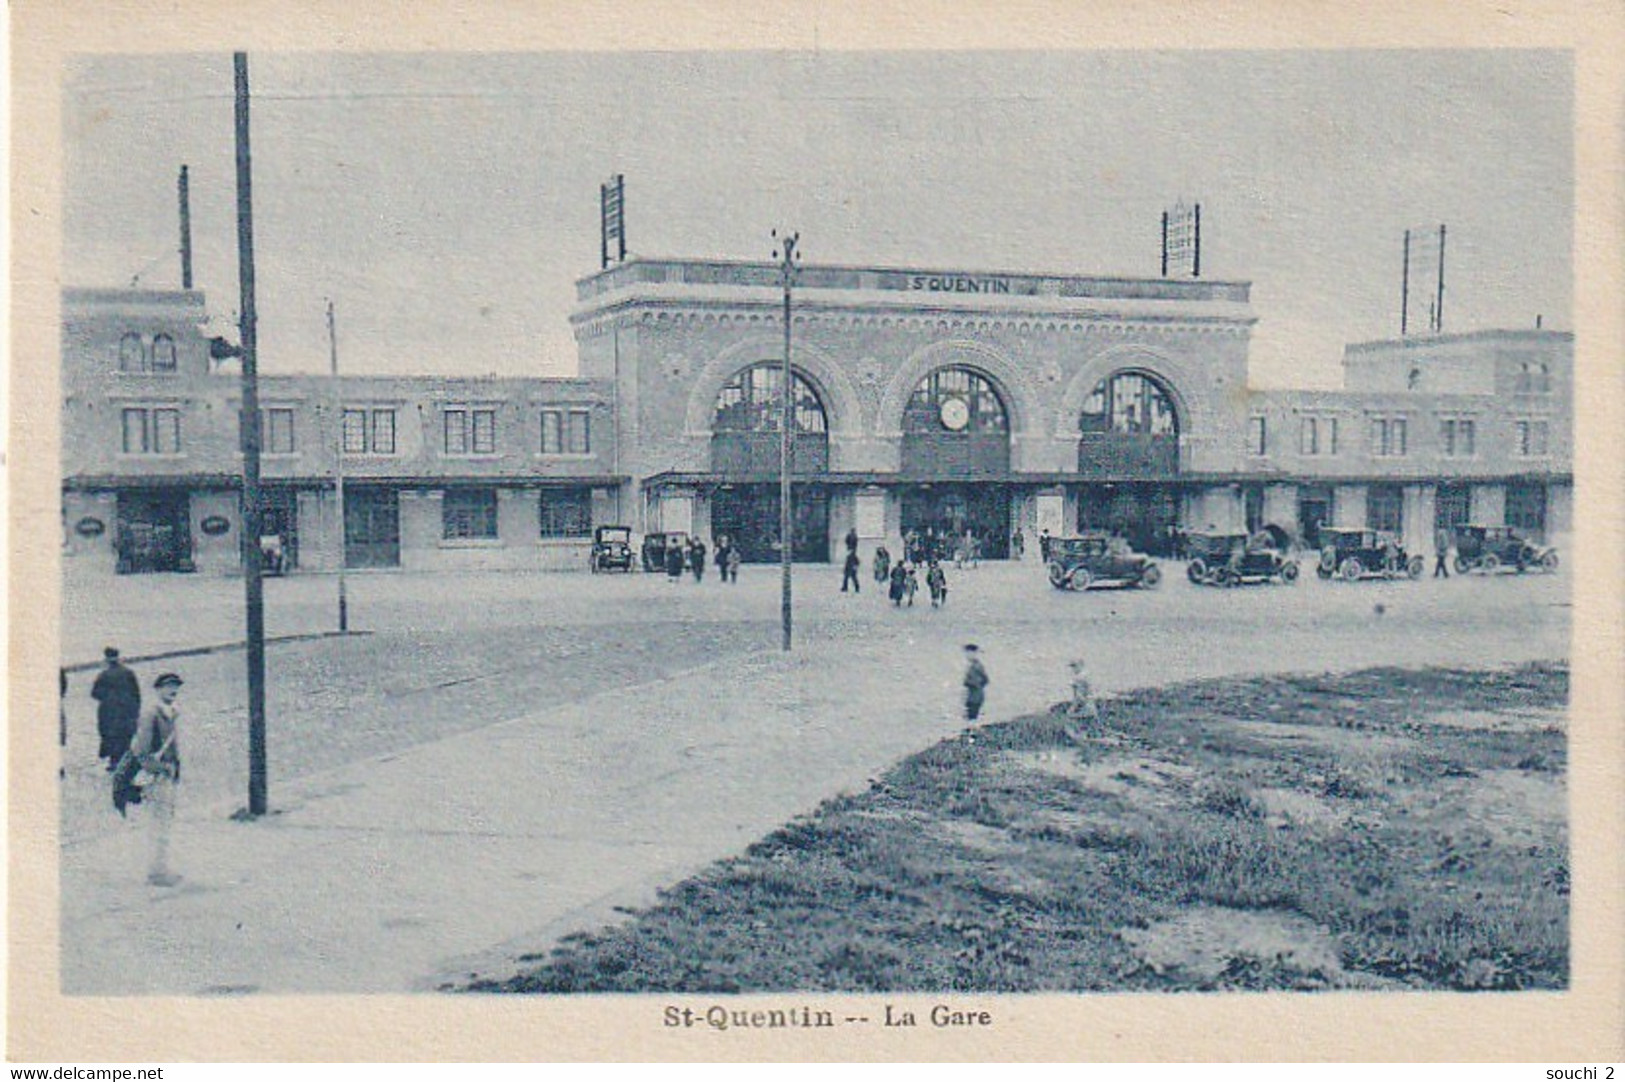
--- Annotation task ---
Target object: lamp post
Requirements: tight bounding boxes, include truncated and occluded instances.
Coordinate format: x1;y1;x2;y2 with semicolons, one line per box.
772;230;800;652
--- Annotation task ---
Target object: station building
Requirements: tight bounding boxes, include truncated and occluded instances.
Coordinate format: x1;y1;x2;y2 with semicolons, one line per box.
60;260;1572;576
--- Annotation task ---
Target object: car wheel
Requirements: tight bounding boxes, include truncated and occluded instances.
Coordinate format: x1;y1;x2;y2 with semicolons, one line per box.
1319;548;1338;575
1453;555;1470;574
1281;560;1300;583
1406;555;1425;579
1071;567;1093;591
1316;564;1332;580
1340;557;1364;582
1541;551;1559;572
1187;559;1207;585
1139;564;1162;588
1048;562;1068;589
1481;553;1500;574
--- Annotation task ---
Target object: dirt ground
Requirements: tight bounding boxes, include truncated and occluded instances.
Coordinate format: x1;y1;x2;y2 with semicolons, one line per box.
469;662;1568;994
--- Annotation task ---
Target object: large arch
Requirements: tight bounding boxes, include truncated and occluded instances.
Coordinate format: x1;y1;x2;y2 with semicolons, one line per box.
709;362;831;474
877;339;1039;438
1054;344;1205;440
683;333;864;440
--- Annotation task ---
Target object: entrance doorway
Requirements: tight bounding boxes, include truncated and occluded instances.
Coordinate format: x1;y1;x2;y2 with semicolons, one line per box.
345;487;400;568
115;490;192;574
900;485;1010;560
709;484;830;563
247;488;300;571
1075;483;1178;556
1297;486;1333;550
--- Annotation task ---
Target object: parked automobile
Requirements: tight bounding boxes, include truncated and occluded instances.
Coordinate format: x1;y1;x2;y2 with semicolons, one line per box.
1452;524;1558;574
589;525;635;573
1046;534;1162;591
641;531;689;572
1315;527;1423;581
1185;531;1299;586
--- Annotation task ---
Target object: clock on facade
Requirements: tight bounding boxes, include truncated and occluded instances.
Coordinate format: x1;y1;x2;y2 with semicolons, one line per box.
939;396;970;431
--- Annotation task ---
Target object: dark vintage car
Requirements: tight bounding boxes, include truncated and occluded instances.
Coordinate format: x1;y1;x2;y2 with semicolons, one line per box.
640;531;690;572
1315;527;1423;581
1452;524;1558;574
589;525;635;573
1046;534;1162;591
1185;531;1299;586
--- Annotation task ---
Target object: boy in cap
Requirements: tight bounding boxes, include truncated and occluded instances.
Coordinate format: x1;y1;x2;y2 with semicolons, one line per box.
963;644;989;721
131;672;184;886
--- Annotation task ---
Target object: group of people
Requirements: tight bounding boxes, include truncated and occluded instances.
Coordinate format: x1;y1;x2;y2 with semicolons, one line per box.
661;534;744;584
840;530;953;608
81;647;186;887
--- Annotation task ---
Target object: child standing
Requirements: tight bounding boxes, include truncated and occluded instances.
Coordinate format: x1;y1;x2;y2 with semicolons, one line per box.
962;644;989;721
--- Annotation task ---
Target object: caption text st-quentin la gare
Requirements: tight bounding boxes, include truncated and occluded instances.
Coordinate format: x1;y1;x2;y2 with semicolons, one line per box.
663;1004;992;1032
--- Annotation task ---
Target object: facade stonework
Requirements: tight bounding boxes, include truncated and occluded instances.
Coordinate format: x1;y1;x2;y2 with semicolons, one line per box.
61;260;1572;574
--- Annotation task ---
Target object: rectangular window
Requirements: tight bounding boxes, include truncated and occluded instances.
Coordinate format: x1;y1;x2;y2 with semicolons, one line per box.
1516;420;1550;457
1300;418;1317;456
1327;418;1339;455
566;409;590;454
343;407;397;454
471;409;496;454
265;408;295;454
442;488;499;540
1440;418;1475;458
1247;416;1267;456
541;410;563;454
1506;483;1548;537
1372;417;1408;457
371;409;396;455
538;487;592;538
121;407;181;454
444;409;469;454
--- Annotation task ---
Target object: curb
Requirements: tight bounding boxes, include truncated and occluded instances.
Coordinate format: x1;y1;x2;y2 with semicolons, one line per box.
62;629;374;674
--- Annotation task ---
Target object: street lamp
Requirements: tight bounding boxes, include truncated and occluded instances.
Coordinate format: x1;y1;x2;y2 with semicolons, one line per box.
772;230;800;652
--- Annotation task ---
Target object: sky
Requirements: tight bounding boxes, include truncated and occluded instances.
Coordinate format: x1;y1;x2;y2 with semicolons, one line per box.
63;50;1572;389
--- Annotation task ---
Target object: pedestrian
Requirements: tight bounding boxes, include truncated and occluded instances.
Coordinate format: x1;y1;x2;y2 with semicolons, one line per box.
873;544;891;584
690;537;707;583
1012;528;1025;561
713;535;729;582
91;646;141;772
1067;659;1098;728
889;560;908;606
726;546;742;583
841;547;862;593
1434;524;1452;578
1039;528;1052;561
963;644;989;721
927;559;948;607
904;563;919;606
665;538;684;581
955;532;967;570
131;672;184;886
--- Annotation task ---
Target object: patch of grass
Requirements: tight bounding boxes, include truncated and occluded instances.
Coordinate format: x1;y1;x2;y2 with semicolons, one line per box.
468;662;1568;994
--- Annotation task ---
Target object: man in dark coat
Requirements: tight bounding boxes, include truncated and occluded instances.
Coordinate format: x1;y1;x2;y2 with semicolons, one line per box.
963;644;989;720
841;547;862;593
665;539;685;581
91;646;141;771
689;537;708;583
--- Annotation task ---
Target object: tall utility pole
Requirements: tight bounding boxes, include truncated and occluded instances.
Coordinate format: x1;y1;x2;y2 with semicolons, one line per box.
327;300;348;632
773;230;800;652
178;165;193;290
235;52;268;817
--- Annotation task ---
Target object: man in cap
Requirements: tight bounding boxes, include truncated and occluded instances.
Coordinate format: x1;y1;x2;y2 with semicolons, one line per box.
130;672;184;886
90;646;140;772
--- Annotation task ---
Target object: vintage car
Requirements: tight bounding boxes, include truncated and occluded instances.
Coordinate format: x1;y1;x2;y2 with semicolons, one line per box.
1046;534;1162;591
1315;527;1424;581
640;531;690;572
1185;531;1299;586
1452;524;1559;574
589;525;635;573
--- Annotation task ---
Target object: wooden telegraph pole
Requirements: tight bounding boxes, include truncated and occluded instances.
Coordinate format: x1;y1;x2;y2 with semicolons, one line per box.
234;52;268;817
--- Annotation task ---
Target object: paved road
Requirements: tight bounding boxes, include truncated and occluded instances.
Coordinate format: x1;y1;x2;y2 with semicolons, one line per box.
54;558;1570;997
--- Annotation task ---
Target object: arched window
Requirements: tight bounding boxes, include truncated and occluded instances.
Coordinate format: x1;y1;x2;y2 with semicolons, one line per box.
118;333;146;372
904;366;1008;435
150;334;177;372
1079;371;1179;436
713;364;827;434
